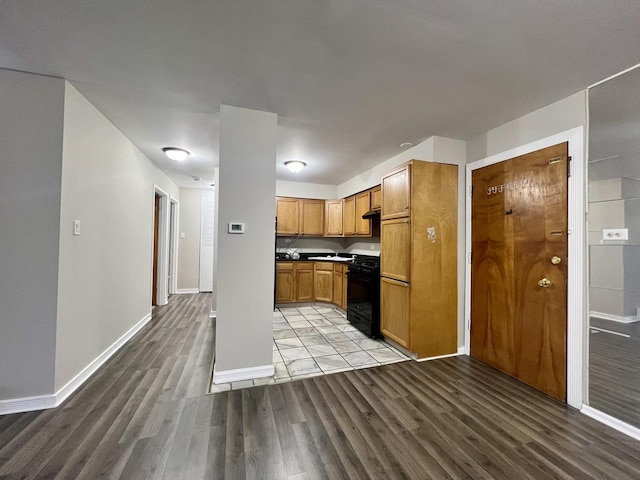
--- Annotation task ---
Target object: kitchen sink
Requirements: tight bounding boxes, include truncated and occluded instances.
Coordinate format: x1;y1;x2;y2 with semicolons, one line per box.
308;256;354;261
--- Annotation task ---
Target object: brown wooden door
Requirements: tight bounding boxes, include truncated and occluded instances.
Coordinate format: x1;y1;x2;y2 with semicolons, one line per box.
470;143;568;401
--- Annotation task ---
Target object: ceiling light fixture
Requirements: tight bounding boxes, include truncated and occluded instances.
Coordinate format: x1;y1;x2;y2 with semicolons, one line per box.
162;147;190;161
285;160;306;173
400;142;413;149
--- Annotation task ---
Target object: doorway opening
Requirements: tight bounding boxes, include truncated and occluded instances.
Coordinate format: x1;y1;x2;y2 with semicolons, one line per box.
152;186;173;307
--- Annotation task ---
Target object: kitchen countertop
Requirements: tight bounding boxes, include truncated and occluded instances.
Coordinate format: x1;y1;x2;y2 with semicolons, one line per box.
275;252;379;262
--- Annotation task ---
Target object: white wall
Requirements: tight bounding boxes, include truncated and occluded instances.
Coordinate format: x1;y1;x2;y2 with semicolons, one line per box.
55;83;180;392
466;91;587;163
178;188;202;291
215;105;277;377
0;69;65;401
276;180;337;199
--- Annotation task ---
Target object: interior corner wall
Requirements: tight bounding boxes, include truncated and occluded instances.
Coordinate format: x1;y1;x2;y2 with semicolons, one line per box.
54;82;180;392
178;188;203;291
0;69;65;401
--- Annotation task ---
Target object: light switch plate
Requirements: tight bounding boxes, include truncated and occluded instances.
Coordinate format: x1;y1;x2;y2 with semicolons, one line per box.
73;220;81;236
602;228;628;240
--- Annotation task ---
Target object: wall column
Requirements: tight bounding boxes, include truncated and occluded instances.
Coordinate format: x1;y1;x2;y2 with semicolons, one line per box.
214;105;277;382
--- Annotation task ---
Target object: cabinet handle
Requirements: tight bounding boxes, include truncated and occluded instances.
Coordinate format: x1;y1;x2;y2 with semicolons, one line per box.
404;205;409;209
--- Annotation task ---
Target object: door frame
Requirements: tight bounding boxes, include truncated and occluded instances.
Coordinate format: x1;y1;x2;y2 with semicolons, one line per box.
464;127;585;409
169;197;179;295
153;185;172;306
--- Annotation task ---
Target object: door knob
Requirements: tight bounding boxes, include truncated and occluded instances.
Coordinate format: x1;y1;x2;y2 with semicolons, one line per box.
538;278;552;288
551;256;561;265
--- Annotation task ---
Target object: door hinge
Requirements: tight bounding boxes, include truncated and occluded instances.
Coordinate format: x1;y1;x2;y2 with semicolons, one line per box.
468;252;472;264
568;155;572;177
469;185;473;197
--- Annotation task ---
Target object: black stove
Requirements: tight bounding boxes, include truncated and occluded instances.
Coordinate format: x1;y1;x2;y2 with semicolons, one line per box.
346;256;381;338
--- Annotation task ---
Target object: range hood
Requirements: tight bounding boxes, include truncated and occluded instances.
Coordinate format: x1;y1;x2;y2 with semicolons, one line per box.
362;208;381;219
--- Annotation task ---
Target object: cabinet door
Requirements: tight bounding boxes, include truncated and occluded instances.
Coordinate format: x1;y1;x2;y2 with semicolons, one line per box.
371;185;382;210
314;269;333;303
295;263;314;301
381;277;410;348
380;218;411;282
276;197;300;235
333;265;344;307
300;199;324;236
343;196;356;236
275;265;294;303
324;200;344;236
355;191;371;236
381;165;411;220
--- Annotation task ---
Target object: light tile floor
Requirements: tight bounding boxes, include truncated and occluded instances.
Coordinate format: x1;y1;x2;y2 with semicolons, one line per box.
210;305;409;393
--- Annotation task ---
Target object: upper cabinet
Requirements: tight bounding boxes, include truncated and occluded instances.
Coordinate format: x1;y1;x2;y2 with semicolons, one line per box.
371;185;382;210
343;195;356;236
324;200;343;237
381;165;411;220
276;197;324;236
355;191;371;236
277;185;380;238
276;197;300;235
300;199;324;236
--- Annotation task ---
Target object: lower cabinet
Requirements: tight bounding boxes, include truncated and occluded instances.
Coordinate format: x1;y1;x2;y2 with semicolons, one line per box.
275;260;348;309
380;277;410;349
314;262;334;302
295;262;315;301
275;262;294;303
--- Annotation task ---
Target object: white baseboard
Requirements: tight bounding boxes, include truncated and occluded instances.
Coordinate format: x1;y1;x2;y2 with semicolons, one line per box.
590;311;638;323
0;394;56;415
0;312;153;416
581;405;640;441
415;346;465;363
177;288;199;294
213;363;274;384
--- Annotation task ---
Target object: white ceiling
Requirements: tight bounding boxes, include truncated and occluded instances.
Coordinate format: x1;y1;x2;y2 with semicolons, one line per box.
2;1;640;188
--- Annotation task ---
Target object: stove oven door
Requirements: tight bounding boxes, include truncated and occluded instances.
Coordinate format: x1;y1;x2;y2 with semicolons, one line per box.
346;270;381;338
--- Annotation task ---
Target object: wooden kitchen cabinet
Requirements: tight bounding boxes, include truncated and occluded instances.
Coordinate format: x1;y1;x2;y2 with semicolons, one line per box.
324;200;343;236
355;191;371;235
380;277;410;349
333;266;343;308
380;160;457;358
343;195;356;236
300;199;324;236
371;185;382;210
276;197;324;236
381;164;411;220
295;262;314;301
276;197;300;235
275;262;295;303
314;262;334;302
380;218;411;282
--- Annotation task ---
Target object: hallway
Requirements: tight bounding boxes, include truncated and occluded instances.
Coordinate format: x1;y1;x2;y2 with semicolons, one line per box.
1;294;639;479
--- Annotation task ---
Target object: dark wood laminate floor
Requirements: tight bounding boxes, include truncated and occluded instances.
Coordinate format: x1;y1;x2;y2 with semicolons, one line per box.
2;295;640;479
589;317;640;429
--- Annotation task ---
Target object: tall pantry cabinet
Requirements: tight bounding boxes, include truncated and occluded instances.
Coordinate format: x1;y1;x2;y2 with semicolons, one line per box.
380;160;458;358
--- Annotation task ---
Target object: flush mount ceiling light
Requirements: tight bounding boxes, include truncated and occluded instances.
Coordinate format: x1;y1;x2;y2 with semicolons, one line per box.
285;160;306;173
400;142;413;149
162;147;190;161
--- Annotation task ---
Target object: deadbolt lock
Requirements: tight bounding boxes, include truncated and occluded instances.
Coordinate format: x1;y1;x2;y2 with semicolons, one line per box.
538;278;552;288
551;256;562;265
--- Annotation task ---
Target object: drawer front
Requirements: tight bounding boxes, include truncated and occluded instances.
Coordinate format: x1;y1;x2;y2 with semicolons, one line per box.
314;262;334;271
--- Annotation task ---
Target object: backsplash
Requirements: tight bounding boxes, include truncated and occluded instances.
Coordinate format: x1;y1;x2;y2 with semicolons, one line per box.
275;237;380;257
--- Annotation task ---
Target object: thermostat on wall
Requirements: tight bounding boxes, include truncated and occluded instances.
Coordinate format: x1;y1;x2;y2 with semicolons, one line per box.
228;222;245;234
